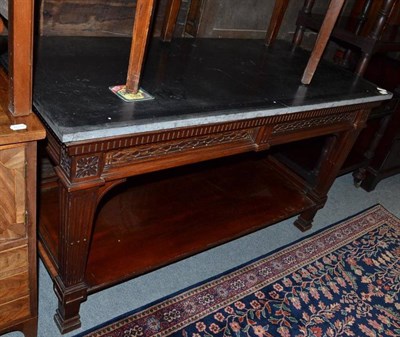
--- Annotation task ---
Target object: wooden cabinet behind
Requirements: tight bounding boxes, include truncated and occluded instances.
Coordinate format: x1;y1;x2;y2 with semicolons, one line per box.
38;0;190;37
0;73;45;337
0;145;32;330
0;142;38;337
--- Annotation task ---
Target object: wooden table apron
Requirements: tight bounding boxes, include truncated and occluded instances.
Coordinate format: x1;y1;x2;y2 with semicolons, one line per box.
38;100;376;333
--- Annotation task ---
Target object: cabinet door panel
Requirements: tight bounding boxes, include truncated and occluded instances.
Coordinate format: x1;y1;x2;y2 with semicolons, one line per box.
0;145;26;241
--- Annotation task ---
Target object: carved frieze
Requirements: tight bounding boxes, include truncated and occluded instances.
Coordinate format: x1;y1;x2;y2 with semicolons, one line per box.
105;130;251;167
54;109;367;179
272;112;356;134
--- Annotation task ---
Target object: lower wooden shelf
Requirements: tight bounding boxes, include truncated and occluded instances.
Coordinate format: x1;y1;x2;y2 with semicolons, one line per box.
39;152;316;292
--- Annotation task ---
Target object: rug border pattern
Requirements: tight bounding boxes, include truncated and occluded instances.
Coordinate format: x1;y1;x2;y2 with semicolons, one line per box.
77;204;399;337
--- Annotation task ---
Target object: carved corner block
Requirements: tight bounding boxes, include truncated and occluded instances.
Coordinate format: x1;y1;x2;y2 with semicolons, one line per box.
75;155;101;179
60;149;103;182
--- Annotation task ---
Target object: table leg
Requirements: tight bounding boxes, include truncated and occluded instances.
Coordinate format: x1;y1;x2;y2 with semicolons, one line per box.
53;174;102;333
353;113;392;187
265;0;290;46
295;109;370;230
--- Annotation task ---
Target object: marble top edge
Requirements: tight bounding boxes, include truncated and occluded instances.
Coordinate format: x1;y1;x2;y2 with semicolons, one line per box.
59;91;392;143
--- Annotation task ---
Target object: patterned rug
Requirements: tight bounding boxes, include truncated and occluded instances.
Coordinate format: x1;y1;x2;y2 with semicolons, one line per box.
75;205;400;337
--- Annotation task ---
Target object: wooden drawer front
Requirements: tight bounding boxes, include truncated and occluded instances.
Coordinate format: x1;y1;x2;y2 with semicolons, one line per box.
0;144;26;241
0;272;29;305
0;245;28;279
0;296;30;329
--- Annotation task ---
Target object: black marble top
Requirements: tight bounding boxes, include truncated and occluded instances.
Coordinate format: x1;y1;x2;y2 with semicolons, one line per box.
32;37;390;143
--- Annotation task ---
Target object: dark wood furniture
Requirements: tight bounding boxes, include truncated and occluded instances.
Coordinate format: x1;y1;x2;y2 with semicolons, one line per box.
341;0;400;189
269;87;400;188
287;0;400;188
267;0;346;84
0;2;45;337
272;53;400;182
294;0;400;75
33;36;391;333
273;0;400;189
358;88;400;190
0;70;44;337
352;55;400;190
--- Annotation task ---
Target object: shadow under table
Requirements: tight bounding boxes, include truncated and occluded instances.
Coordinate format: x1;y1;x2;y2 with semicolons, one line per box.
32;37;391;333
